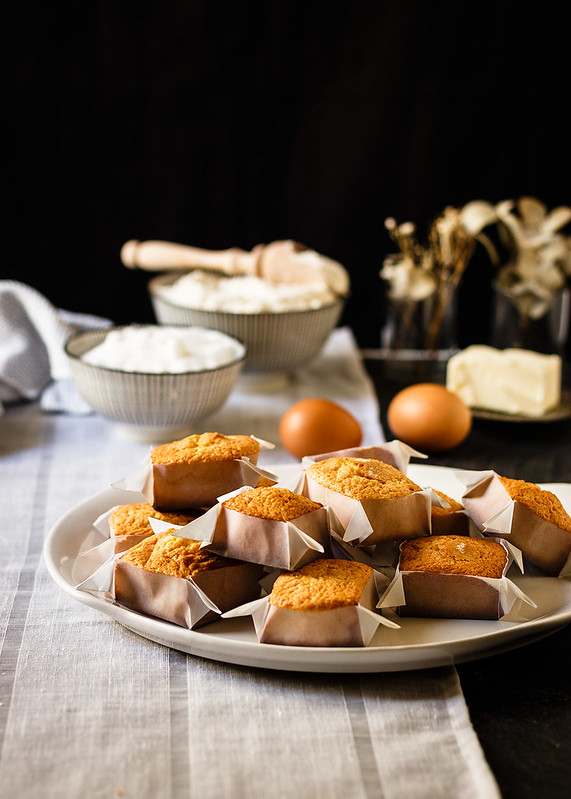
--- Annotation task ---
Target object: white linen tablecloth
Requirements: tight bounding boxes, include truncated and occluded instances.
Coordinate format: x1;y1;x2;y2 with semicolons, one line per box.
0;328;500;799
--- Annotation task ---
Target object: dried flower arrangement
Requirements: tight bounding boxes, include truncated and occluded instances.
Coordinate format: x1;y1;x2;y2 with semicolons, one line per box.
380;196;571;353
380;204;497;351
485;197;571;320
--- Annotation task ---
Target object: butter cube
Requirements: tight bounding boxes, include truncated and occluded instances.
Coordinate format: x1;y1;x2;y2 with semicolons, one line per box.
446;345;561;417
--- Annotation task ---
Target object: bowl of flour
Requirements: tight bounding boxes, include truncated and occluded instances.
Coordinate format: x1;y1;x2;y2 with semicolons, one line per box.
148;270;346;375
65;324;246;441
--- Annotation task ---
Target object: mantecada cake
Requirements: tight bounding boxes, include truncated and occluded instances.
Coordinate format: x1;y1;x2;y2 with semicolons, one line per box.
149;431;263;510
222;485;323;522
305;457;421;501
268;558;373;612
396;535;508;620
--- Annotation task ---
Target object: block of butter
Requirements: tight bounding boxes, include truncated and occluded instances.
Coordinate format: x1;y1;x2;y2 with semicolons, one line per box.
446;345;561;417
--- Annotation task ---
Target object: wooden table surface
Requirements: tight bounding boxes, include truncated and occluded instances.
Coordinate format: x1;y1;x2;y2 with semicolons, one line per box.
363;356;571;799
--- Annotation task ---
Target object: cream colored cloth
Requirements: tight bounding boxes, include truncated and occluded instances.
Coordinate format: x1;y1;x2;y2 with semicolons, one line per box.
0;331;500;799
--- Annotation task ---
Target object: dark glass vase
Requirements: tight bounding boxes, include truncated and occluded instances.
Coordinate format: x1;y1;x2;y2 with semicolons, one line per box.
491;288;569;355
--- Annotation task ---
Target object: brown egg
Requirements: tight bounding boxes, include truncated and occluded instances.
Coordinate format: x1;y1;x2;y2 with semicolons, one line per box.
387;383;472;452
279;398;362;460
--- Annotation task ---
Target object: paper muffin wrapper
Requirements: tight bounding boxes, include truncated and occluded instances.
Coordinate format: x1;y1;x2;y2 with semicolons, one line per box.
297;471;432;546
71;534;151;586
112;451;279;510
223;571;400;647
72;504;199;585
301;439;428;475
74;541;263;629
329;531;397;584
429;510;470;536
149;486;334;571
427;488;470;536
454;469;571;577
377;545;536;622
69;505;149;585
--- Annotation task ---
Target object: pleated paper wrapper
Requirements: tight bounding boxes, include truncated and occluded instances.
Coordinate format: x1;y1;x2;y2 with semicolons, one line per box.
279;465;432;547
301;440;428;475
111;436;279;510
223;569;400;647
150;486;334;571
377;539;536;622
70;504;202;584
455;469;571;577
74;535;263;630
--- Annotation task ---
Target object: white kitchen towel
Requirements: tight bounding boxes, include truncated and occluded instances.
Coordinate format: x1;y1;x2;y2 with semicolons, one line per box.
0;280;110;414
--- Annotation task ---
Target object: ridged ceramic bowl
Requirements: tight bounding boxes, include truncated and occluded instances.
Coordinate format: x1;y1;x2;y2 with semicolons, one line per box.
64;326;246;441
148;272;346;374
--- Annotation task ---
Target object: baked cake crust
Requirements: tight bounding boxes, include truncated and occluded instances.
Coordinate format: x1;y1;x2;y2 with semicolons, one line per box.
222;486;322;522
151;432;260;466
499;476;571;533
399;535;507;578
305;457;420;500
109;503;200;537
268;559;373;611
120;532;233;578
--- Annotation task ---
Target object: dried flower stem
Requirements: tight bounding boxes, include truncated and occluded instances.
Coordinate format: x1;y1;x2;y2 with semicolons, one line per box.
424;236;475;351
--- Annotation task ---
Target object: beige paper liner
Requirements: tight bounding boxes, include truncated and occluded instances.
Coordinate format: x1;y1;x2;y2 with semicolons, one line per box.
156;492;330;571
302;439;428;475
112;444;279;511
299;471;432;547
223;572;400;647
429;489;470;536
456;469;571;577
92;505;155;555
72;535;149;586
430;510;470;536
76;543;263;629
71;506;151;585
378;543;536;622
329;532;397;585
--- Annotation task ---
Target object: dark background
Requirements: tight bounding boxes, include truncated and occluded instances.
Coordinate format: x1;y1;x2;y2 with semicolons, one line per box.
4;0;569;350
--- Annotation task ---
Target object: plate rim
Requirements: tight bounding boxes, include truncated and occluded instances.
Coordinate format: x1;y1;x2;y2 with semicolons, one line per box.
43;464;571;673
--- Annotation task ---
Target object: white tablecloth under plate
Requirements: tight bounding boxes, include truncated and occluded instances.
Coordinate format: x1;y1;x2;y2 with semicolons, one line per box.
0;328;500;799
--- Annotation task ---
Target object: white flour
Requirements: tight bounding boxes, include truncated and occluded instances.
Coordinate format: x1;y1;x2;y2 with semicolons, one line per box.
156;270;336;312
81;325;244;373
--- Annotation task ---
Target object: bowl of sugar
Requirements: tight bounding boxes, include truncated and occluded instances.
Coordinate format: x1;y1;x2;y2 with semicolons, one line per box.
64;324;246;441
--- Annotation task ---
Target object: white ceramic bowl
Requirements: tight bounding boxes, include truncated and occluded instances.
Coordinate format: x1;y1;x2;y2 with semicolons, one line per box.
148;272;346;374
64;326;246;441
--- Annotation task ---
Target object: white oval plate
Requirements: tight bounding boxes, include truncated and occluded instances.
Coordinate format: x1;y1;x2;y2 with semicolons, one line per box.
43;464;571;673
